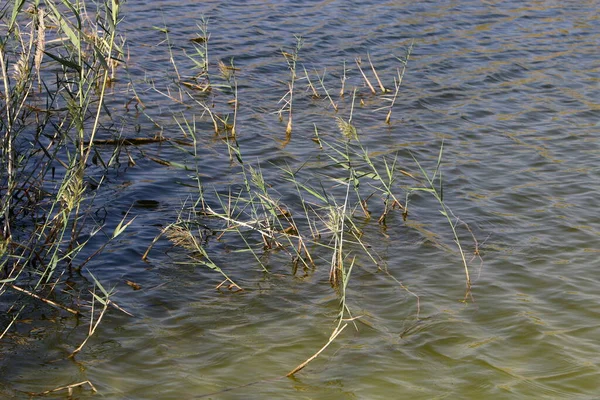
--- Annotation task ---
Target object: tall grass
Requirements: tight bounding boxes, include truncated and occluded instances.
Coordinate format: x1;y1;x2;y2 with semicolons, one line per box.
0;0;132;352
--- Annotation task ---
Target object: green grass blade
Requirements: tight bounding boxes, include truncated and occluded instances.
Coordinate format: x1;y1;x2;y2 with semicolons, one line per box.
43;51;82;72
47;0;81;49
87;270;110;299
8;0;26;31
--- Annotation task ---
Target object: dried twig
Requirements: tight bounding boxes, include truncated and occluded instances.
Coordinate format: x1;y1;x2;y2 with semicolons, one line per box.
367;52;387;93
9;284;79;315
355;57;376;94
287;323;348;376
30;380;97;396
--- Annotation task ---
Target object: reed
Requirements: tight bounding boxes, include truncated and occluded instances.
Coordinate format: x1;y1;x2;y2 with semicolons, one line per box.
367;52;388;93
302;65;321;99
0;5;479;385
315;67;339;111
407;142;473;292
185;17;211;91
0;0;133;353
355;56;377;95
376;40;414;124
277;35;303;136
138;22;480;374
339;60;348;97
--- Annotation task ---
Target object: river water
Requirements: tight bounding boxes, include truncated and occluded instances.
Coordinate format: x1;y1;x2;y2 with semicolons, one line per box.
1;0;599;398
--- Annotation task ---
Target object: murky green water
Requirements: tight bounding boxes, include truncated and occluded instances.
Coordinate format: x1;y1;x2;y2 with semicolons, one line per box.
2;0;600;398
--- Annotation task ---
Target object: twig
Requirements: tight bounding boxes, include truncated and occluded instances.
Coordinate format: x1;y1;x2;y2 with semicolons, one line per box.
287;323;348;376
9;284;79;315
29;380;97;396
108;298;134;317
315;68;338;111
367;53;387;93
69;290;109;358
355;57;376;94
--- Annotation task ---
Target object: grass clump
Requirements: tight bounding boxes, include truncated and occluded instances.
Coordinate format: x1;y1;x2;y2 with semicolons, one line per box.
0;0;132;354
135;18;480;376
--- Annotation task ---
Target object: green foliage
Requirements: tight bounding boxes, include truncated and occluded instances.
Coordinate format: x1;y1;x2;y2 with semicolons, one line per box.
0;0;129;351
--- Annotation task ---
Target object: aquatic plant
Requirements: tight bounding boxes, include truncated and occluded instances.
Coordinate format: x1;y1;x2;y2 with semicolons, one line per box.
376;39;414;124
407;142;474;293
0;0;132;352
0;4;481;393
277;35;303;137
135;17;479;377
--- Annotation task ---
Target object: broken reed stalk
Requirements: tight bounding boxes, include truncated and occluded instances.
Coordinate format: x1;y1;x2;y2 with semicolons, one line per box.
280;36;303;135
231;62;239;137
328;177;351;287
385;71;402;124
312;123;323;149
70;287;109;358
277;38;299;138
362;148;405;225
70;272;132;357
303;66;321;98
355;57;377;94
9;284;80;315
70;305;108;358
30;381;97;397
367;52;387;93
289;213;356;376
287;323;348;376
0;308;21;341
164;25;182;83
286;81;294;135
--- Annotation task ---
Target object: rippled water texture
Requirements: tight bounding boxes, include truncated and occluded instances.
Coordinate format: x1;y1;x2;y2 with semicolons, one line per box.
1;0;599;398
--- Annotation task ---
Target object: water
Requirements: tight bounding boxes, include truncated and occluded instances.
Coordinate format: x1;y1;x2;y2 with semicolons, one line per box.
2;0;599;398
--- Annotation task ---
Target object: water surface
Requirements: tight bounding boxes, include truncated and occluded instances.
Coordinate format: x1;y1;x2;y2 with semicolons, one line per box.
1;0;599;398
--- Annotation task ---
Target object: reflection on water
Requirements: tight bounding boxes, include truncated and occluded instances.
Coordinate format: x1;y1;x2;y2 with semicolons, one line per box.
1;0;599;398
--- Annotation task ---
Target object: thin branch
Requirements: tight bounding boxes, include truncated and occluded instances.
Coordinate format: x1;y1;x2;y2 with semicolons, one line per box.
29;380;97;396
355;57;376;94
9;284;79;315
287;324;348;376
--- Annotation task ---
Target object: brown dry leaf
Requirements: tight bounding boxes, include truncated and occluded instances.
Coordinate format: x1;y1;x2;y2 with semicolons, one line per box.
125;280;142;290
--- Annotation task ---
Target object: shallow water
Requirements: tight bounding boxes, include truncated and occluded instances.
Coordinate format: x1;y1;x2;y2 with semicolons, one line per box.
2;0;600;398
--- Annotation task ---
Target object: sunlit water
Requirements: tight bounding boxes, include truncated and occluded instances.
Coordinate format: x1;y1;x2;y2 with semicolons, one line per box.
2;0;599;398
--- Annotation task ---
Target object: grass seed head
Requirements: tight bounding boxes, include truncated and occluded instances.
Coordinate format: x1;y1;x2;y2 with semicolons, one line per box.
336;117;357;140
